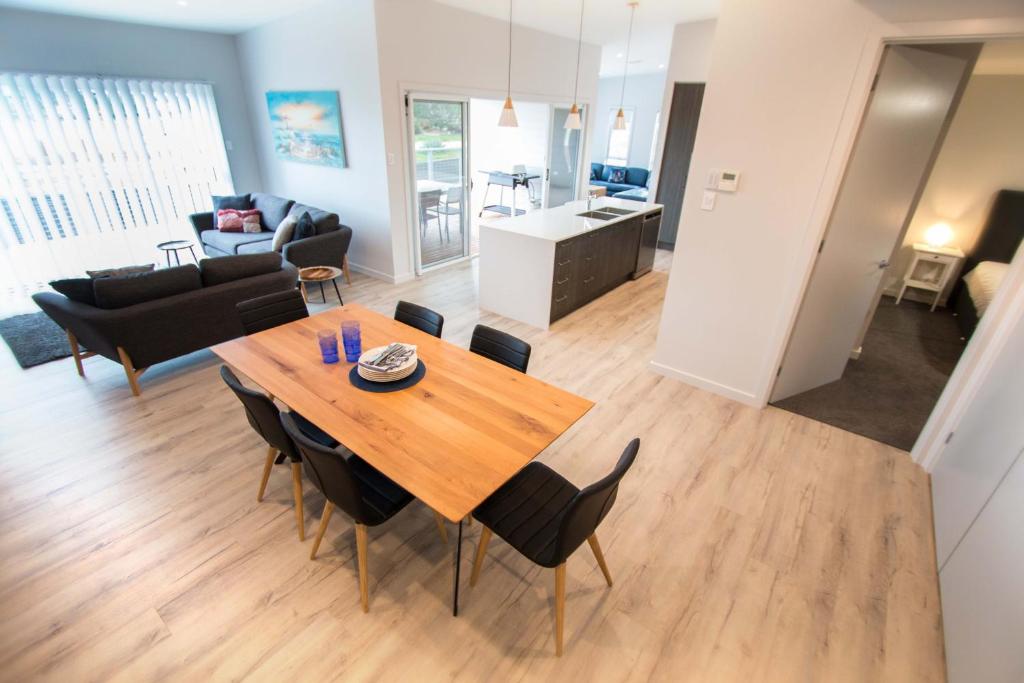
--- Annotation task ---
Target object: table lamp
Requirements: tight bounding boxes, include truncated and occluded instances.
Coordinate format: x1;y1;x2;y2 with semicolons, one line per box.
924;222;954;248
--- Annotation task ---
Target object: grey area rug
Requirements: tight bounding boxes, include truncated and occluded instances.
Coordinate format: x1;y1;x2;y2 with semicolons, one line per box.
0;311;71;369
772;296;965;451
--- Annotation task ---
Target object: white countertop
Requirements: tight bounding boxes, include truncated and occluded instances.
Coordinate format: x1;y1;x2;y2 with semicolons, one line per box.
479;197;663;242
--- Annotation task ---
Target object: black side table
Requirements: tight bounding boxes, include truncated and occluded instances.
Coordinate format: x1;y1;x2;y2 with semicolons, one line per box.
157;240;199;267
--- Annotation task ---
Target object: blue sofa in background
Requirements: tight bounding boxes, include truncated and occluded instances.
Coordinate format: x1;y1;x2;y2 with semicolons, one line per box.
589;163;650;198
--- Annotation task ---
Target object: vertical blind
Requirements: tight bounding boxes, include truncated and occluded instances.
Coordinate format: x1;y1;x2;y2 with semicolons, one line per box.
0;72;234;306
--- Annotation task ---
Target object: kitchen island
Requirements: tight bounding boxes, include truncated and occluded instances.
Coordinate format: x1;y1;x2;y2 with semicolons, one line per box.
479;197;663;329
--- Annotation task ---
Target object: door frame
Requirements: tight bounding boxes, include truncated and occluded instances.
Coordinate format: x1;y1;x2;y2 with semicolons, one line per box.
404;92;472;275
758;17;1024;467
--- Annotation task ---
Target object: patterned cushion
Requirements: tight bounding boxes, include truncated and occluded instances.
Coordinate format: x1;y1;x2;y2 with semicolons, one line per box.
217;209;244;232
212;194;252;228
608;168;627;184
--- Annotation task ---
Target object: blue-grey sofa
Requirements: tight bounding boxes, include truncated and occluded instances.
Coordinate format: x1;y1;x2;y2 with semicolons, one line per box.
589;163;650;197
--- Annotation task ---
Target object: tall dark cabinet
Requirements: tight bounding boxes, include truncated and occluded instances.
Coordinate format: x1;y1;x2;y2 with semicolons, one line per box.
655;83;705;249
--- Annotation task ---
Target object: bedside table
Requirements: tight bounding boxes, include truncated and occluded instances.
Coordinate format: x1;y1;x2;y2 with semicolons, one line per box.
895;243;965;311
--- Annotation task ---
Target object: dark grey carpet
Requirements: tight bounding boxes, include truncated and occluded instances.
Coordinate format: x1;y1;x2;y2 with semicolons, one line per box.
0;311;71;369
772;296;965;451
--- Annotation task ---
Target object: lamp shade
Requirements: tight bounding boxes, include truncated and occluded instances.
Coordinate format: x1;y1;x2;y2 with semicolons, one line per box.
498;96;519;127
613;108;626;130
564;103;582;130
924;222;954;248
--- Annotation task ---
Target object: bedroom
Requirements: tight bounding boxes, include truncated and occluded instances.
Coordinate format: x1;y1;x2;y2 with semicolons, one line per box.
768;38;1024;452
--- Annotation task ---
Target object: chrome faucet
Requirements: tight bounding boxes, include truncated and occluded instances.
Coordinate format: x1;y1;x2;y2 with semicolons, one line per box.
587;189;599;211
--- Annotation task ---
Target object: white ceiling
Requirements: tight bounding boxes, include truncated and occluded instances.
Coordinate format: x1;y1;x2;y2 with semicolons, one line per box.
974;40;1024;75
434;0;719;77
1;0;719;77
0;0;327;32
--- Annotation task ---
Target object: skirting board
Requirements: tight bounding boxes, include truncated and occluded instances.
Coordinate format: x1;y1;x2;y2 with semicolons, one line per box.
649;360;760;407
346;261;415;285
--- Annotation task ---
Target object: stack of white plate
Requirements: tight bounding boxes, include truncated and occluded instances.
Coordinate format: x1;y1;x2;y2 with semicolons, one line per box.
357;344;418;383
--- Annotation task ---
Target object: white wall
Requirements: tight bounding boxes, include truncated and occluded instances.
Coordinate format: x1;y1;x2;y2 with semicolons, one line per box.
236;0;393;278
649;0;1024;406
648;19;717;197
888;74;1024;303
0;7;261;193
591;72;666;169
373;0;601;280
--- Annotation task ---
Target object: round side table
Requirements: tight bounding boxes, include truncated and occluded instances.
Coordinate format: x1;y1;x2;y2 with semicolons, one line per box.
157;240;199;267
298;266;344;305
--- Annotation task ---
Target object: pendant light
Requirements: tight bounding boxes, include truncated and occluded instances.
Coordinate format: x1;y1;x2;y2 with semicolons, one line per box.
498;0;518;127
614;1;639;131
564;0;585;130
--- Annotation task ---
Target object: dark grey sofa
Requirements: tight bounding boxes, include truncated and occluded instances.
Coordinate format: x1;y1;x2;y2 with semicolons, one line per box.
33;253;297;396
189;193;352;276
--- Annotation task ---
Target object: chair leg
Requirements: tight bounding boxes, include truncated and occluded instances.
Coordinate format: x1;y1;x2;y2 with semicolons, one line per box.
432;510;448;544
291;462;305;541
116;346;145;397
588;534;613;587
257;447;276;502
469;525;492;587
66;329;85;377
355;523;369;613
555;563;566;656
310;501;335;560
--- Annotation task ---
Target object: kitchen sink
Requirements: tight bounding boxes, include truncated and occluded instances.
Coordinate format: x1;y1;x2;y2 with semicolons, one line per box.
593;207;636;216
576;210;619;220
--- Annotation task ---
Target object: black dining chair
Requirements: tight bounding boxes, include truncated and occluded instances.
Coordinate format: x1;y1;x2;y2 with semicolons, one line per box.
220;365;338;541
282;413;448;612
469;324;531;373
237;289;309;335
394;300;444;338
470;438;640;655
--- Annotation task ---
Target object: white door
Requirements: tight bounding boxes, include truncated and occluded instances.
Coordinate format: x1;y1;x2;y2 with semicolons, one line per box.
544;105;585;207
771;44;980;402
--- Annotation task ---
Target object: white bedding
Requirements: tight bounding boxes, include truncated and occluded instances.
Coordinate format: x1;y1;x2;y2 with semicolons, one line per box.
963;261;1009;317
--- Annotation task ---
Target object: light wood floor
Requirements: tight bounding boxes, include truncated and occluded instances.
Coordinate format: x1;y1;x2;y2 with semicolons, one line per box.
0;251;945;681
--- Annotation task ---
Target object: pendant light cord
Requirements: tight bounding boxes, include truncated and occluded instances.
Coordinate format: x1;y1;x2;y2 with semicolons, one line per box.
572;0;585;103
507;0;513;97
619;2;637;108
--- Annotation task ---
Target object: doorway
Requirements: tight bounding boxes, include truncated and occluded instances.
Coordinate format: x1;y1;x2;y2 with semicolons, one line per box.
771;40;1024;451
407;96;471;270
655;82;705;249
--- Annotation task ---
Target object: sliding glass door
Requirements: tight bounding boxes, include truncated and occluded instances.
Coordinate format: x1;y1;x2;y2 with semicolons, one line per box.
407;95;470;271
545;105;585;208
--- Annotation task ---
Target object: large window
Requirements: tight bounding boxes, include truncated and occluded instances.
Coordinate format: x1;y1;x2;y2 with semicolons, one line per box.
0;72;233;306
604;108;634;166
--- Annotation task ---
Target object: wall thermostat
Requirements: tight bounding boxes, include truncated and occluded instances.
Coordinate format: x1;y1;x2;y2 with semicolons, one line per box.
706;169;741;192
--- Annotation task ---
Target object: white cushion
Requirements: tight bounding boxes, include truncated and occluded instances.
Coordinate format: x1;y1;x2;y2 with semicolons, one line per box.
271;214;298;252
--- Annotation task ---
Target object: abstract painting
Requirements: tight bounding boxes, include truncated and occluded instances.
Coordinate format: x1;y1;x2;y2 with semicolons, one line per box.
265;90;346;168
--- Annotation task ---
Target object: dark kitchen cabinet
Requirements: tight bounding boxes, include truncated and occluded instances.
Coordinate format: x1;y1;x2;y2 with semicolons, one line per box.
549;215;646;324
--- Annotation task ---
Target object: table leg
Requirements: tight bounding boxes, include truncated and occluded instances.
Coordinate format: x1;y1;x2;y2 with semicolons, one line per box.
174;249;182;266
511;186;516;217
165;250;171;268
331;279;343;305
318;281;327;304
188;246;198;264
452;519;463;617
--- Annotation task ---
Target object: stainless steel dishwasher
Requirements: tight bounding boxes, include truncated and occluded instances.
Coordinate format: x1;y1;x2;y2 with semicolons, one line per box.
632;209;662;278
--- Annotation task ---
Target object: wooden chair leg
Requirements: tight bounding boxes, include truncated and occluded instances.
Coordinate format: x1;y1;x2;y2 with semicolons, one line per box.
66;329;85;377
310;501;335;560
291;462;305;541
342;254;352;284
432;510;448;544
555;563;566;656
355;523;369;613
588;534;613;587
116;347;145;397
257;447;276;502
470;526;492;587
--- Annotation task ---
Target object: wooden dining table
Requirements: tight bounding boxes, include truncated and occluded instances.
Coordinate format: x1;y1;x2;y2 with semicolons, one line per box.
212;303;594;615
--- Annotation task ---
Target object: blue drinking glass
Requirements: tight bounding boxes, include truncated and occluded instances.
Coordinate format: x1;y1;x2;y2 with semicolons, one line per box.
341;320;362;363
317;329;339;364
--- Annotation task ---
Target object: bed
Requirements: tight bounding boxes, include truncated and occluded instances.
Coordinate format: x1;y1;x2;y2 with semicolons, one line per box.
948;189;1024;339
